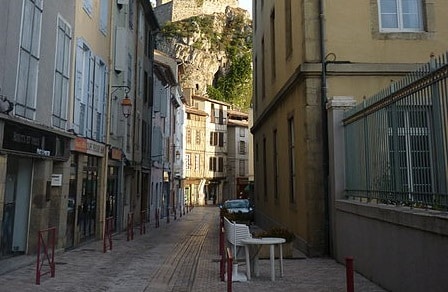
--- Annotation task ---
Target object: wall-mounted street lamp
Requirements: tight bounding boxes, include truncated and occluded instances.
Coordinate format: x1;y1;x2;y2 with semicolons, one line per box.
112;85;132;118
121;96;132;118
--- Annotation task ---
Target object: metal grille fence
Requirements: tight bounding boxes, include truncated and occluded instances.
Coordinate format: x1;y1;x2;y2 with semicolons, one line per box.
343;53;448;210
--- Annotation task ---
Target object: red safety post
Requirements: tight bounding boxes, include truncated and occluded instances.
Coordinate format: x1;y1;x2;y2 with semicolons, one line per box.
140;210;146;235
219;224;226;281
226;247;233;292
220;247;225;281
36;227;56;285
103;216;114;253
127;212;134;241
346;256;354;292
219;218;225;256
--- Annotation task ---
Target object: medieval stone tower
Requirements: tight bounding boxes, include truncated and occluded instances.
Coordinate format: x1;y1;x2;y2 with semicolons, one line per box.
154;0;238;25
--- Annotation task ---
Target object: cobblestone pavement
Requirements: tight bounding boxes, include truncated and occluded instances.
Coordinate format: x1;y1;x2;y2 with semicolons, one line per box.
0;207;387;292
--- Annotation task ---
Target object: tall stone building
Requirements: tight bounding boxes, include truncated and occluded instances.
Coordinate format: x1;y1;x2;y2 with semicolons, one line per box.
0;0;74;259
154;0;238;25
0;0;159;261
252;0;448;259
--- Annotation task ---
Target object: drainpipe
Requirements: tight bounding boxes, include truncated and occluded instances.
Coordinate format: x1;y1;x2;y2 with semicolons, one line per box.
319;0;331;256
101;0;116;241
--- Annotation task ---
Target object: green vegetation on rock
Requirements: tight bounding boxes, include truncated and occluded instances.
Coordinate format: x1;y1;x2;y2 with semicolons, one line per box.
160;11;253;111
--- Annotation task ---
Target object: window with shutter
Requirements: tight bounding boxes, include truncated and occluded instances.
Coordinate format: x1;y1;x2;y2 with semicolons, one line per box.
239;160;245;176
195;154;200;171
218;132;224;147
83;0;93;16
100;0;109;34
52;17;71;129
74;40;93;137
239;141;246;154
186;154;191;170
16;0;42;119
195;130;201;144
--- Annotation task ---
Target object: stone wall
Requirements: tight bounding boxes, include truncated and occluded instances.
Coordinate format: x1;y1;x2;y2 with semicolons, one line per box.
201;0;238;16
335;200;448;292
153;2;173;26
154;0;238;25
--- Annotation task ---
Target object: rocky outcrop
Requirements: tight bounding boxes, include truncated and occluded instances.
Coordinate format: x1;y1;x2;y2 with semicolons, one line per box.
156;6;251;97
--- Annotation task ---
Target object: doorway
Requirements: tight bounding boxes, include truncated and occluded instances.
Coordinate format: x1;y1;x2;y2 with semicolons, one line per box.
1;156;32;256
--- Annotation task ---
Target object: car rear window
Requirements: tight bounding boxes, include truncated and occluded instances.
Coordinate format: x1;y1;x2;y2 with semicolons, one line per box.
224;200;248;209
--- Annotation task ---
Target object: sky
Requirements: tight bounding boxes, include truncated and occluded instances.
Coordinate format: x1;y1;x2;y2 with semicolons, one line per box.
238;0;253;18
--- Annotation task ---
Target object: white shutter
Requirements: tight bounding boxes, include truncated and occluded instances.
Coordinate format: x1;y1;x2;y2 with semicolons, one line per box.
114;27;127;71
100;0;108;33
153;86;162;112
152;127;163;162
102;65;108;141
83;0;93;15
73;39;84;134
93;58;101;140
160;91;168;118
86;52;94;138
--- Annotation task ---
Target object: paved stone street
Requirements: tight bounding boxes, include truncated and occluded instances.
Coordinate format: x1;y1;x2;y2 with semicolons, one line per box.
0;207;386;292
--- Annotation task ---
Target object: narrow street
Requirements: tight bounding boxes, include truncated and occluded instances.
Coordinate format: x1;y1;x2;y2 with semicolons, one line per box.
0;207;385;292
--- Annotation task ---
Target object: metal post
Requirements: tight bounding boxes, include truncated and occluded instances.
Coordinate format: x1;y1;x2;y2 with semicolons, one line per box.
36;232;41;285
50;228;55;278
226;248;233;292
346;256;354;292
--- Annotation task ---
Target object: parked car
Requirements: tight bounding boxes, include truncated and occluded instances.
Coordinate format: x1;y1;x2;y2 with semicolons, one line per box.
220;199;254;223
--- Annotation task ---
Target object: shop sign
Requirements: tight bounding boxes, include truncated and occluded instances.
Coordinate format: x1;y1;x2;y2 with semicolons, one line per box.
51;174;63;186
73;137;105;157
109;147;122;161
74;137;87;152
2;121;69;159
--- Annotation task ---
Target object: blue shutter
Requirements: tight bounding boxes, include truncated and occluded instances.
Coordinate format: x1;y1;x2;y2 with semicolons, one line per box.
160;91;168;118
83;0;93;15
93;57;101;140
100;0;108;33
73;39;84;134
102;65;108;142
86;53;94;138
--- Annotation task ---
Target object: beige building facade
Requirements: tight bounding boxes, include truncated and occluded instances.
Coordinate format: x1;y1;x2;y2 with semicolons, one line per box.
224;110;250;202
252;0;448;256
184;105;207;207
182;92;230;206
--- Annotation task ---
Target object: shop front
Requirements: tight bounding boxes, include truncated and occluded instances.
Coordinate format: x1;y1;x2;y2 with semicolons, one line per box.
0;119;71;258
69;137;105;246
107;147;123;232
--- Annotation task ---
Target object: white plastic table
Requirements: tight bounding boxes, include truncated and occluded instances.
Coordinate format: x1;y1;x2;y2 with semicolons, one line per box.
241;237;286;281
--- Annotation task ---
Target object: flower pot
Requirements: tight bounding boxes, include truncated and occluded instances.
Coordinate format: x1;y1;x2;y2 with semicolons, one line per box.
257;241;294;259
